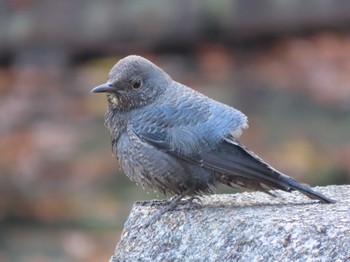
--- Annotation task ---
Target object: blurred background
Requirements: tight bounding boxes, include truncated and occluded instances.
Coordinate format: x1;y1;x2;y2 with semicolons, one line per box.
1;1;350;261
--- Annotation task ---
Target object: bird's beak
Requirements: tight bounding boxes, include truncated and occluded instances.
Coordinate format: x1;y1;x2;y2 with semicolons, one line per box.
91;82;115;93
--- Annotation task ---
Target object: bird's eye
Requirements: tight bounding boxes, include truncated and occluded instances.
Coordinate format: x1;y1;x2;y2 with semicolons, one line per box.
132;80;142;90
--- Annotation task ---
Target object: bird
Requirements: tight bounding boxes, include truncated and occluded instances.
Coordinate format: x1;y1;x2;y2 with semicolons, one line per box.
91;55;335;224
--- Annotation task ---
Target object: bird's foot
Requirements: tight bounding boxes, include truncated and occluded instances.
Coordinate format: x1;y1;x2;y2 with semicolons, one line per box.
141;190;190;229
176;196;202;210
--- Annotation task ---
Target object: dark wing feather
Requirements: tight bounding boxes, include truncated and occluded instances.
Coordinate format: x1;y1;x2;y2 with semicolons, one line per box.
137;131;334;204
202;137;334;203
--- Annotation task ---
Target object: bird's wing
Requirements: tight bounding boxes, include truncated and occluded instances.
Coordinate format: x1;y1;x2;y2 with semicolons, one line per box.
136;130;285;189
200;136;296;191
131;85;248;155
135;128;334;204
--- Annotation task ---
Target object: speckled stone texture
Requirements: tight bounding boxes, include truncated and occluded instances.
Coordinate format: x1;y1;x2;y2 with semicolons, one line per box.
111;185;350;262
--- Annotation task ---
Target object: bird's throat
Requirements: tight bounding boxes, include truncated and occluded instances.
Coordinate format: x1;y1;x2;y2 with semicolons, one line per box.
107;94;128;111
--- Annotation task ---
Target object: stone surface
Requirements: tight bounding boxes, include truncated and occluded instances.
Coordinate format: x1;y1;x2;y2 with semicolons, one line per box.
111;185;350;262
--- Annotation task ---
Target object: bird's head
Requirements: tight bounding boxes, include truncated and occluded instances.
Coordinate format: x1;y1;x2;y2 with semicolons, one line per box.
91;55;171;111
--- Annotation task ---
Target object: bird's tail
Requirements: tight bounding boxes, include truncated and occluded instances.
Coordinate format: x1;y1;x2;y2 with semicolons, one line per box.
201;137;335;203
278;175;335;203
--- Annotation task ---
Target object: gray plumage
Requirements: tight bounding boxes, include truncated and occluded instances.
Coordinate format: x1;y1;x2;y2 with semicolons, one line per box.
91;55;334;208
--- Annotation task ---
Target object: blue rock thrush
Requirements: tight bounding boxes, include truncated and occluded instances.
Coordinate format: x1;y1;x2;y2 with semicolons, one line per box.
91;55;334;224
